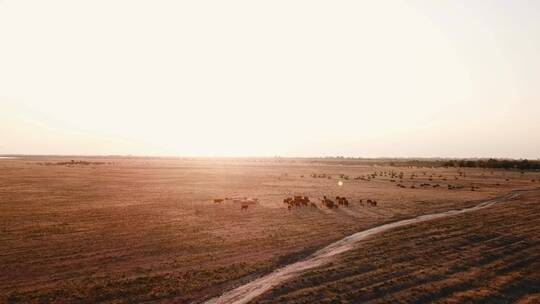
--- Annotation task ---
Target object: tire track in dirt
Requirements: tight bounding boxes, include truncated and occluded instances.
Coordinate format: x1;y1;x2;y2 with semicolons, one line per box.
203;191;523;304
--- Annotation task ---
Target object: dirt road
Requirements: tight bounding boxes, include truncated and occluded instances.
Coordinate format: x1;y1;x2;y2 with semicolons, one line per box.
203;191;522;304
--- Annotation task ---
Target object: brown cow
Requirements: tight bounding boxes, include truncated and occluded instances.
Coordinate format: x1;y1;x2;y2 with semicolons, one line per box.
322;196;337;209
336;196;345;206
241;203;249;211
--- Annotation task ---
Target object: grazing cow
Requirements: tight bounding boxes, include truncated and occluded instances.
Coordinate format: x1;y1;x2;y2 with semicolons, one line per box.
322;196;337;209
336;196;349;207
213;198;224;203
365;199;377;207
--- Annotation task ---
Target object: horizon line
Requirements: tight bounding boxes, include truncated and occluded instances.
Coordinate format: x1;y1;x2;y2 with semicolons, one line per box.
1;154;539;161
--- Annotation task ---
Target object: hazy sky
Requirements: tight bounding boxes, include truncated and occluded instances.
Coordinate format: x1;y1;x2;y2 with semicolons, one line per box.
1;1;539;158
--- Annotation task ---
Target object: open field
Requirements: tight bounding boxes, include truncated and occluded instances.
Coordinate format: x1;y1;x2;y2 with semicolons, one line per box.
253;190;540;304
1;157;539;303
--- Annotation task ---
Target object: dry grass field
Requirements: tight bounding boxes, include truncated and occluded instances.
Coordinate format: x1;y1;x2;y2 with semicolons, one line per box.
1;157;539;303
253;190;540;304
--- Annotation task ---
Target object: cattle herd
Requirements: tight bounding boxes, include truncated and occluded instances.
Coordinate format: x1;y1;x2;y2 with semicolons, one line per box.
283;196;316;210
210;168;531;212
284;195;377;210
313;169;491;193
213;195;380;211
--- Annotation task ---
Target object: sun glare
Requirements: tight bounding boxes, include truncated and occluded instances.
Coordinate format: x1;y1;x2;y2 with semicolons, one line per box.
1;1;539;157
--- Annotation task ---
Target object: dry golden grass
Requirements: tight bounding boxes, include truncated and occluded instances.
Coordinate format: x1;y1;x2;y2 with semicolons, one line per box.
0;157;538;303
253;190;540;304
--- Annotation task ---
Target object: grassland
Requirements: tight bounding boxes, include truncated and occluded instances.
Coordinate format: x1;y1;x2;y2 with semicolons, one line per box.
253;190;540;304
0;157;538;303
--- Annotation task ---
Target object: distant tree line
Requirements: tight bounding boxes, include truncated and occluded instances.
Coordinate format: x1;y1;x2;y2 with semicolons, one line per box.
38;160;110;166
442;159;540;170
310;157;540;170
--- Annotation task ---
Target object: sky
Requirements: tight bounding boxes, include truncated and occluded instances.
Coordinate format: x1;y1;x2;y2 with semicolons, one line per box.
1;0;539;158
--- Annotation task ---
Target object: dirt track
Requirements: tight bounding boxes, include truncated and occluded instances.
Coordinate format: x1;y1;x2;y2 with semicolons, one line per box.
204;191;523;304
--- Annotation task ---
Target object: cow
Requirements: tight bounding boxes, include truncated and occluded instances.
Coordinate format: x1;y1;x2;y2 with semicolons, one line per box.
336;196;349;206
241;203;249;211
213;198;224;203
365;199;377;207
322;196;337;209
